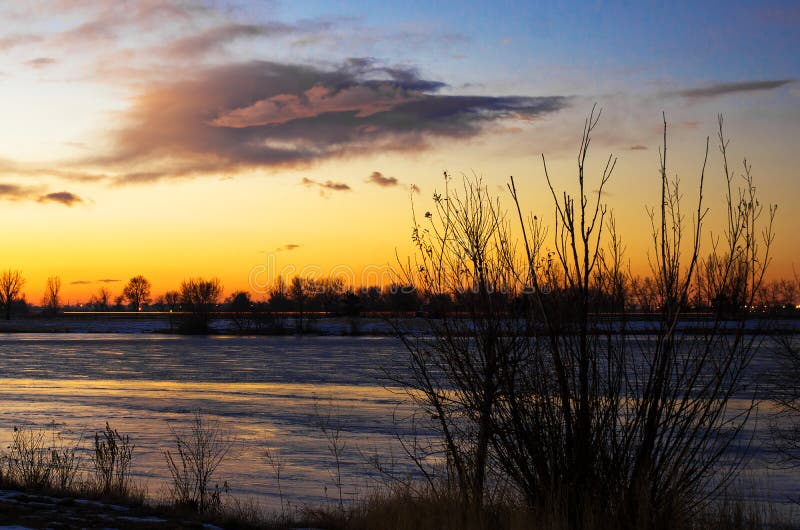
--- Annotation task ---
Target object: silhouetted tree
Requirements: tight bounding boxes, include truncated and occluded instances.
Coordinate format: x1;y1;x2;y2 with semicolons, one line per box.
123;275;151;311
164;290;180;311
164;290;180;331
180;277;223;332
268;276;291;311
228;290;253;331
384;284;419;314
228;291;252;311
0;269;25;320
290;276;308;333
91;287;111;310
361;286;382;311
42;276;62;316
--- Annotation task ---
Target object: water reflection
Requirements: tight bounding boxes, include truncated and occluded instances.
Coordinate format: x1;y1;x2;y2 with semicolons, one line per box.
0;334;418;507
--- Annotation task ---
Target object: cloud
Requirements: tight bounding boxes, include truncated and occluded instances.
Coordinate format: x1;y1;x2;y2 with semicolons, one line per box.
0;33;40;51
50;2;205;48
627;145;647;150
0;183;41;201
210;83;419;128
97;278;121;283
302;177;351;194
72;59;568;184
25;57;57;69
37;191;84;206
275;243;301;252
0;183;84;206
366;171;398;187
70;280;93;285
673;79;794;99
161;22;297;59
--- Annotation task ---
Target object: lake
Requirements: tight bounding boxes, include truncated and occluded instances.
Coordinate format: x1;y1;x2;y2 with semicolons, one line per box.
0;332;796;515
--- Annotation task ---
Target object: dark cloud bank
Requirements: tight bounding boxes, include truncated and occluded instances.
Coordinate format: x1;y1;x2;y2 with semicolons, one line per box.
81;59;569;184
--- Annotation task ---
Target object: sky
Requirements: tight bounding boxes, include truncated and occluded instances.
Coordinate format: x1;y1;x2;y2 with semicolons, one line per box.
0;0;797;303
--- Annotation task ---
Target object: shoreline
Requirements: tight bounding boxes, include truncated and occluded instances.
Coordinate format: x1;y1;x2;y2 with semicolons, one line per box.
0;313;796;337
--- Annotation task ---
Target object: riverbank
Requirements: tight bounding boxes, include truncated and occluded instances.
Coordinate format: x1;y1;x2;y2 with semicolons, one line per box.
0;313;797;336
0;488;212;529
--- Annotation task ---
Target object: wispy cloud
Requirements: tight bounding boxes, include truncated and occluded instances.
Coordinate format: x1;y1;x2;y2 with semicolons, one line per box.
160;22;297;59
0;183;40;200
627;144;647;151
70;280;93;285
25;57;57;69
0;33;40;50
365;171;398;187
97;278;121;283
50;1;204;48
0;183;85;206
275;243;301;252
37;191;84;206
673;79;794;99
301;177;351;195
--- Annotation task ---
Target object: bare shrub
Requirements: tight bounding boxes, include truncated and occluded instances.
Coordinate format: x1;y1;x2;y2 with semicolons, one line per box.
2;423;82;492
769;272;800;497
314;398;348;511
163;411;231;513
264;442;287;517
49;425;82;490
93;422;135;497
5;425;54;489
391;108;775;527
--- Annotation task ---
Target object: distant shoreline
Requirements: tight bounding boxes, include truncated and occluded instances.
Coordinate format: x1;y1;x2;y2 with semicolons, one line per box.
0;313;796;337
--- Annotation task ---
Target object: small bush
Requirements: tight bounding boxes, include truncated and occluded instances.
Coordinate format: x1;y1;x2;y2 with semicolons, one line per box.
49;426;82;490
93;422;135;497
1;423;82;493
163;411;231;513
5;425;54;490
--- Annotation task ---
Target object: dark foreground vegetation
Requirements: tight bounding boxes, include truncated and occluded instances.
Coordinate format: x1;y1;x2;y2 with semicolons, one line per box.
378;111;798;529
0;417;793;530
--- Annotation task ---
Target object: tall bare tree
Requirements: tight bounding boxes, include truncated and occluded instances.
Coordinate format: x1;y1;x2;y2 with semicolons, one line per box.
163;290;180;331
0;269;25;320
290;276;308;333
123;275;151;311
42;275;62;315
94;287;111;310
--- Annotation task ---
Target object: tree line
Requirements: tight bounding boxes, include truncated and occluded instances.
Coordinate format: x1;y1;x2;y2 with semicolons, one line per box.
1;267;797;324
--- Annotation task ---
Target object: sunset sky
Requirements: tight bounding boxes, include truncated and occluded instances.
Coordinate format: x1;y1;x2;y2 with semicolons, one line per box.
0;0;797;303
